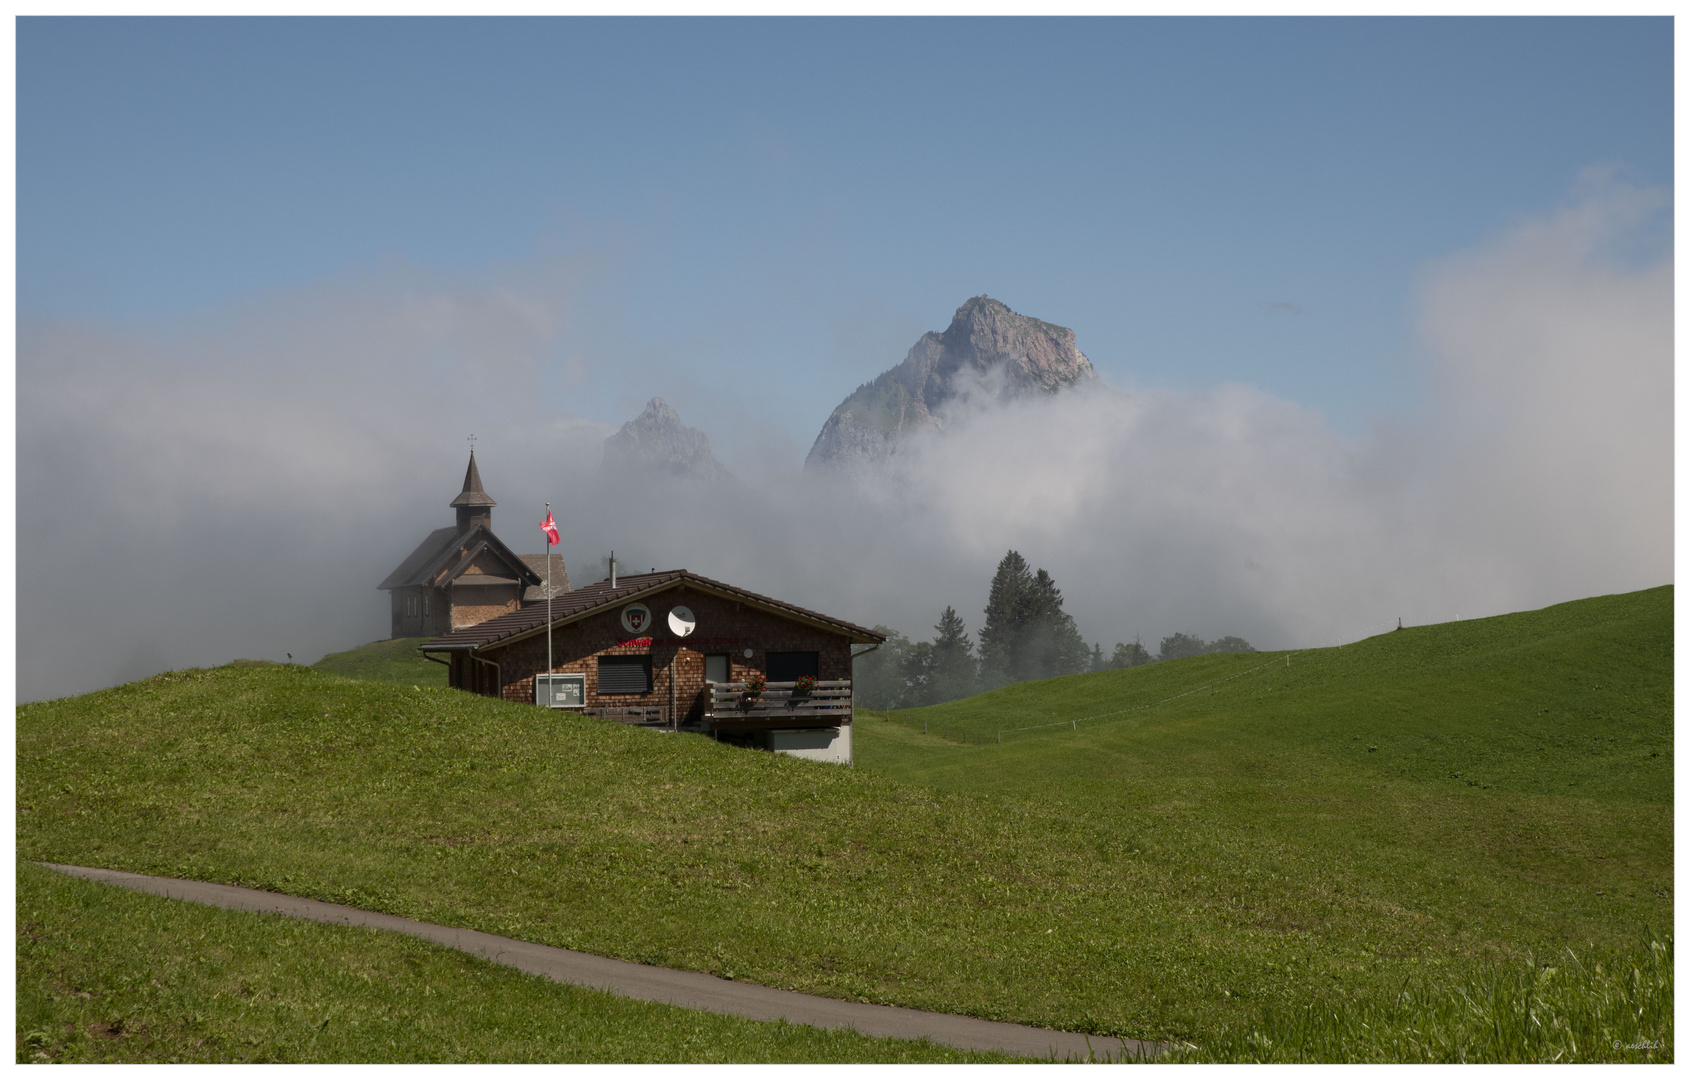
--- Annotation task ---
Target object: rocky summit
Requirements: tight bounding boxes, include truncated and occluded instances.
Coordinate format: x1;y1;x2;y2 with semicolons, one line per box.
804;296;1097;474
600;397;731;483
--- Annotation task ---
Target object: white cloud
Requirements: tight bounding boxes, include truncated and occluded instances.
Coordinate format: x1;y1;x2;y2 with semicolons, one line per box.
1413;173;1673;614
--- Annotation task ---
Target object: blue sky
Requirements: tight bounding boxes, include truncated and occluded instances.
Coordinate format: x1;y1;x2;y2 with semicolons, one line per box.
20;17;1671;444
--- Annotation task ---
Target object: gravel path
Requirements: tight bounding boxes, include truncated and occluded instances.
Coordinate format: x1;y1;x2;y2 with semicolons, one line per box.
41;862;1162;1062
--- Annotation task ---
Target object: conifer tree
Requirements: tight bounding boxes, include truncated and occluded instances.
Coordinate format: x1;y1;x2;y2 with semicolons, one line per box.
979;550;1033;689
980;551;1089;685
1019;568;1090;680
927;605;977;704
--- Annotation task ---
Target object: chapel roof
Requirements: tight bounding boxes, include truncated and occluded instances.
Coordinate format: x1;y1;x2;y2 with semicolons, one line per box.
378;523;543;591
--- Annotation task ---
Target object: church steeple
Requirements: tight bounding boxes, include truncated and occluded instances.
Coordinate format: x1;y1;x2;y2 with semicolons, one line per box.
450;449;496;531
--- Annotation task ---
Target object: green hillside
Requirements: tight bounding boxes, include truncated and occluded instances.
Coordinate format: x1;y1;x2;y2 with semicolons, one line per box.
861;586;1671;804
313;637;446;688
16;587;1672;1062
853;586;1673;1059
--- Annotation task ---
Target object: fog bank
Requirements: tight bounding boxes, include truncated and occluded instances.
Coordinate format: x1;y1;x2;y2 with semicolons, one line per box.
17;179;1670;701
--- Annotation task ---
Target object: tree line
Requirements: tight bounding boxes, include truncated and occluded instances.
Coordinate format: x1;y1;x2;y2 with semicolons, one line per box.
856;549;1255;710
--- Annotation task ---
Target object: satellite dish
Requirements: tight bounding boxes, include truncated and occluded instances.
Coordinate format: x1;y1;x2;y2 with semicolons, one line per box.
667;605;696;637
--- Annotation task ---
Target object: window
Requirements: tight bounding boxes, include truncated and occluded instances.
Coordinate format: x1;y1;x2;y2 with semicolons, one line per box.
767;651;819;682
704;654;730;683
598;655;652;694
423;592;430;616
405;593;419;617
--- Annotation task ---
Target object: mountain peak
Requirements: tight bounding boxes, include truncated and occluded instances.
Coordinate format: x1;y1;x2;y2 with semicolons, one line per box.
804;298;1096;474
935;296;1091;393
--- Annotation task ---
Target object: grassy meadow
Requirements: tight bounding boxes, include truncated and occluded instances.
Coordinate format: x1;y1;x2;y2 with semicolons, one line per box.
16;586;1672;1062
857;585;1672;1060
312;637;446;688
16;861;1010;1064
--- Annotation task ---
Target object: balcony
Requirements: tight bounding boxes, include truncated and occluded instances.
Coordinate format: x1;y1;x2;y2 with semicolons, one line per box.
705;679;853;731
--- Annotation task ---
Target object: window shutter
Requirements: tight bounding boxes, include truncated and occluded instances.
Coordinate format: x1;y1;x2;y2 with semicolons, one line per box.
598;655;652;694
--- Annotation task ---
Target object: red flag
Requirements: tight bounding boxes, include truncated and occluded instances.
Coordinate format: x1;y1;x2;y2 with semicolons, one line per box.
540;511;560;547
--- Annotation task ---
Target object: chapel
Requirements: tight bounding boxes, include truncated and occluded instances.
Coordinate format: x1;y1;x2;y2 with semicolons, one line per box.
379;451;568;637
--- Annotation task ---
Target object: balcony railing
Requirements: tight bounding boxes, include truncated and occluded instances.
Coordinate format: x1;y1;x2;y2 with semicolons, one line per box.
706;679;853;727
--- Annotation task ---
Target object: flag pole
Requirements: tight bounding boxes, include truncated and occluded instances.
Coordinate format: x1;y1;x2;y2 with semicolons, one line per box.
545;501;553;704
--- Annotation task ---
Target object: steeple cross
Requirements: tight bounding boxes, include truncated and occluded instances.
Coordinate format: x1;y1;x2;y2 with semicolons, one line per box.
467;433;477;454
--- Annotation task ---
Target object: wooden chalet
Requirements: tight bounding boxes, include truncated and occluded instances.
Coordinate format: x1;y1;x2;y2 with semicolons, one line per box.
379;451;569;637
420;570;885;765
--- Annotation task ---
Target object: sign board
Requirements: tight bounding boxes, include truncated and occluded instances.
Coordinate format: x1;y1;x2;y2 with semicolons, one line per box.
536;672;585;709
620;602;653;635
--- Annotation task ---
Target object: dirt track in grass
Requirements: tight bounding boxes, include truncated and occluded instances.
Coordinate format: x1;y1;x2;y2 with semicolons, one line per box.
38;862;1156;1062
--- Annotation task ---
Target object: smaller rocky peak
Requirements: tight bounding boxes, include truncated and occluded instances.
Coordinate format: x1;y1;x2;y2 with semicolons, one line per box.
601;397;730;483
629;397;685;433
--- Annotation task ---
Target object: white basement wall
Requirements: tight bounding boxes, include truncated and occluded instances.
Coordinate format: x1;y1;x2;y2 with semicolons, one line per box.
769;725;852;766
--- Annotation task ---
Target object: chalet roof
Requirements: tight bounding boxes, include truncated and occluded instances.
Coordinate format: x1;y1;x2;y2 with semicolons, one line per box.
420;570;886;651
449;451;497;509
520;553;570;603
378;523;544;592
